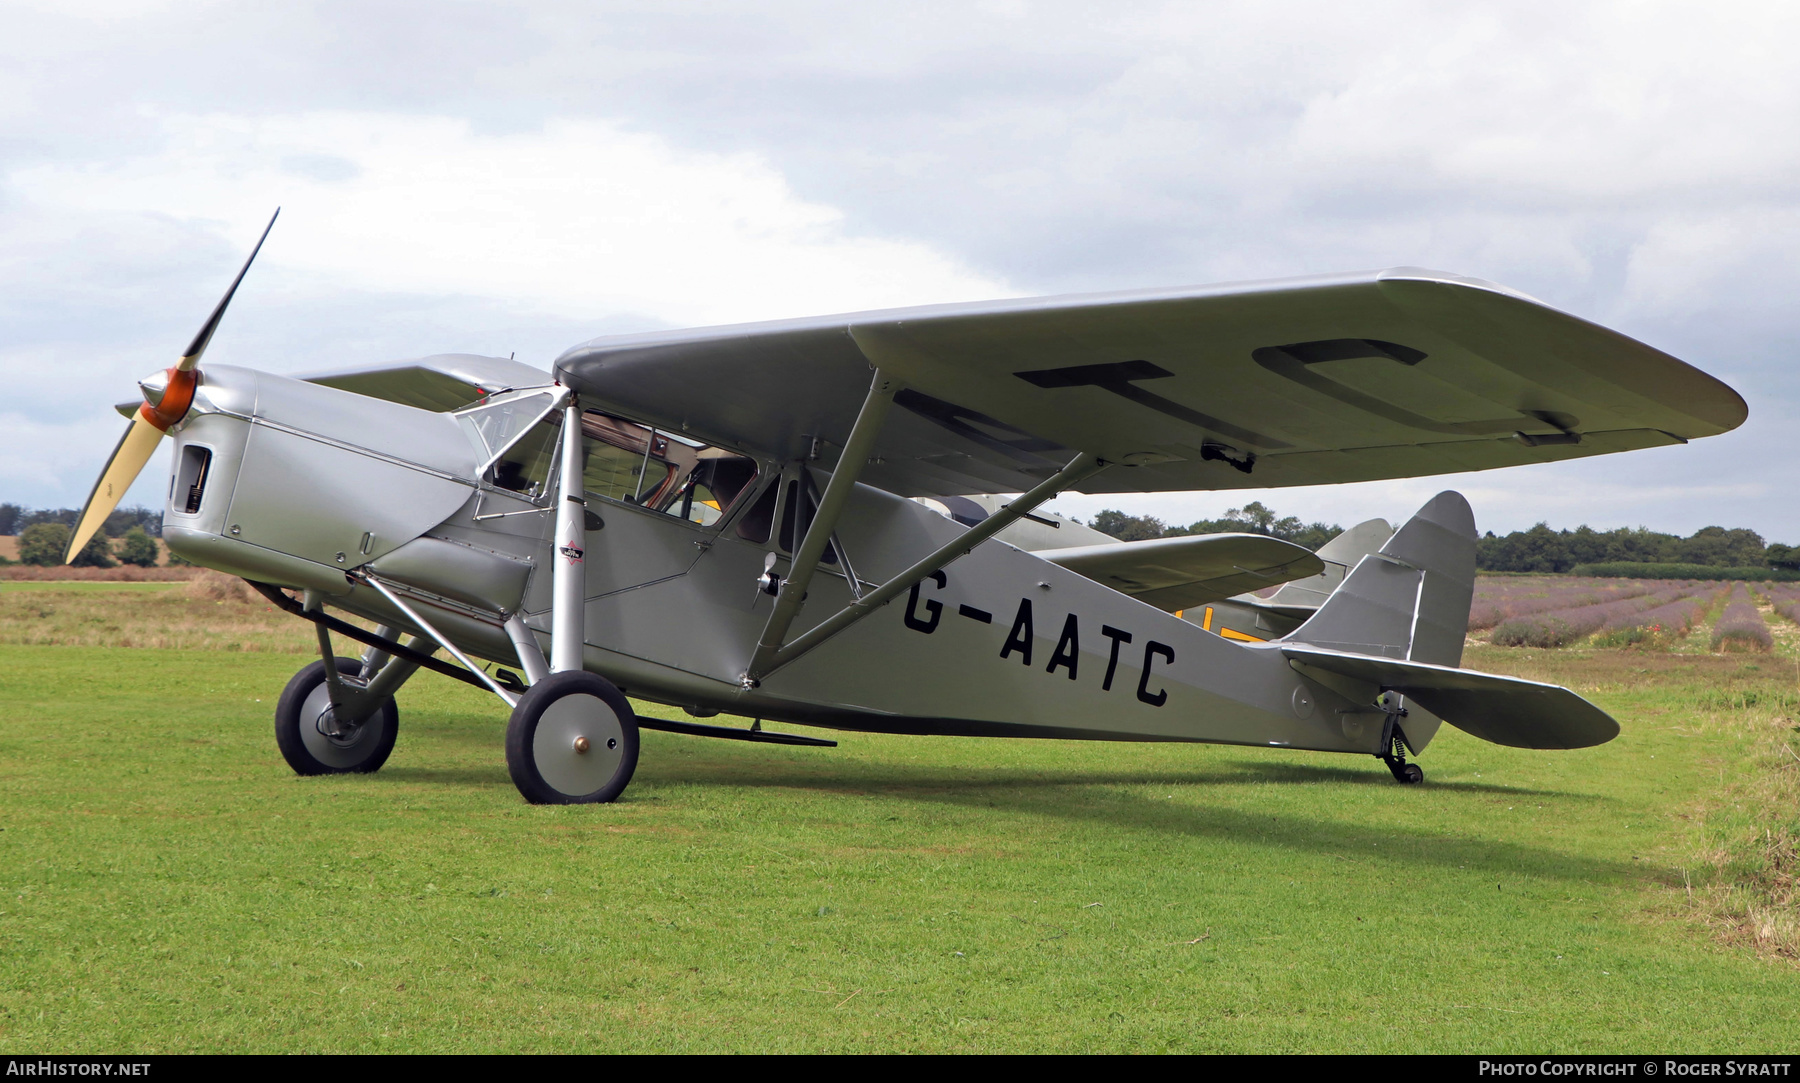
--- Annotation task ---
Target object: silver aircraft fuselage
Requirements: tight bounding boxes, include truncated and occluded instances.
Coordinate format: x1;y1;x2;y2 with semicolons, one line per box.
164;363;1417;757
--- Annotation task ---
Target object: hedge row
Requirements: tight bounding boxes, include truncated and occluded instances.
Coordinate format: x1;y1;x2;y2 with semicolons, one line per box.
1566;563;1800;582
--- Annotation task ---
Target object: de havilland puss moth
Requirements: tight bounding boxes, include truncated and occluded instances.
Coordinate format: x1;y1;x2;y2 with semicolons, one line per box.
65;213;1746;803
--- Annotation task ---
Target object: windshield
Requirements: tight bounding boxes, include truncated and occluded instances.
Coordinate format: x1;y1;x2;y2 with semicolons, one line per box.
455;388;561;498
456;389;559;464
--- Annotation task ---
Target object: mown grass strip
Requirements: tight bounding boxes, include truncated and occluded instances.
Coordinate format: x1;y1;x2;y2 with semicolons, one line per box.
1;641;1797;1052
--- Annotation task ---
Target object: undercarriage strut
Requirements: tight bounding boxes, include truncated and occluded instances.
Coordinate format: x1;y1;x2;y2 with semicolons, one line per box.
1375;692;1425;785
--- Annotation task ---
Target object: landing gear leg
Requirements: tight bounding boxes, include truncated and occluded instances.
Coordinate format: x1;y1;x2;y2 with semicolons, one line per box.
501;393;641;804
1375;693;1424;785
1382;743;1424;785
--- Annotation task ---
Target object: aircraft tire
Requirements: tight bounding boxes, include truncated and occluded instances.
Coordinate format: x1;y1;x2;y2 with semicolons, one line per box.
1398;763;1424;784
504;671;639;805
274;658;400;776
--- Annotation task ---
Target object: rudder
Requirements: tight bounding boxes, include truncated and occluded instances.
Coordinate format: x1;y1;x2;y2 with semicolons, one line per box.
1284;491;1476;669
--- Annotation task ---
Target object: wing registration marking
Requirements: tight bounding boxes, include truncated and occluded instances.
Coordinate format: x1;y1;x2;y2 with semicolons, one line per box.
1015;360;1290;451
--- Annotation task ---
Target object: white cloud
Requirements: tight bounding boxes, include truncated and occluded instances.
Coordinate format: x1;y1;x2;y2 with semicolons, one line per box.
5;108;1014;509
10;110;1013;330
7;1;1800;540
0;405;171;512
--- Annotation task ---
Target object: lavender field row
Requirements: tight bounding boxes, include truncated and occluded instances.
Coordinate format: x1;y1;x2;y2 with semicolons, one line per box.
1470;576;1800;651
1764;582;1800;627
1468;576;1662;631
1710;583;1773;651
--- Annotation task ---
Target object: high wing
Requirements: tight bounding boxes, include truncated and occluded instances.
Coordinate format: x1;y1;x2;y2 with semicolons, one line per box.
554;269;1745;498
1041;533;1323;613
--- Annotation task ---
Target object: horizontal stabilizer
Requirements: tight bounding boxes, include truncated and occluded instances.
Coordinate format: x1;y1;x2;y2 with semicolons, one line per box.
1043;533;1324;612
1282;645;1619;750
1241;602;1321;623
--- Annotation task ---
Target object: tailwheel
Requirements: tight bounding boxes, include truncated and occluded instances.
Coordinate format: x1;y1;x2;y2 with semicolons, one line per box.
504;671;640;804
274;657;399;776
1388;760;1424;784
1381;736;1425;785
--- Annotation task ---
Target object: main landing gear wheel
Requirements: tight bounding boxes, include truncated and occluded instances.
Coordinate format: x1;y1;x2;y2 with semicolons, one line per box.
274;657;399;776
504;671;640;805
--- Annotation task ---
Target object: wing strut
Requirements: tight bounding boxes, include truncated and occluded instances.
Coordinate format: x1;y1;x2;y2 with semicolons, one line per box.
743;368;1107;685
746;368;900;681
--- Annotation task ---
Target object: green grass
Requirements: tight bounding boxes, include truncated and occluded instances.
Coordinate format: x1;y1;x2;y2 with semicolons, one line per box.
1;642;1797;1052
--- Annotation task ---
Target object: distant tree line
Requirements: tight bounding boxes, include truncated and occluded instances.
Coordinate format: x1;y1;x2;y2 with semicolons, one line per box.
1088;502;1345;550
1085;503;1800;574
1477;523;1797;573
1;504;167;568
0;504;161;538
9;496;1792;575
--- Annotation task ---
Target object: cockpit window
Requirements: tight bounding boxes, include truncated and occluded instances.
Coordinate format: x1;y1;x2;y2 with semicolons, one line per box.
734;470;835;563
452;397;760;520
681;456;760;526
578;410;759;526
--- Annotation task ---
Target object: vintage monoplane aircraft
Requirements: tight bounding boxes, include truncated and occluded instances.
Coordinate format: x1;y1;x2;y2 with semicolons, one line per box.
67;212;1747;802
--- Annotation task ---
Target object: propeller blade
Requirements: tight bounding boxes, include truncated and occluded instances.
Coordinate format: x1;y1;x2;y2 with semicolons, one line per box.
65;413;164;563
68;209;280;564
177;207;279;372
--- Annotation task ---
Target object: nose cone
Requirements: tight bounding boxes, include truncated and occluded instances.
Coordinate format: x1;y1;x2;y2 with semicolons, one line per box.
138;368;171;410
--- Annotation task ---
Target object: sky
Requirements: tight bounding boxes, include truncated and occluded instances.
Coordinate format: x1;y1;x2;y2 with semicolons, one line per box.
5;1;1798;540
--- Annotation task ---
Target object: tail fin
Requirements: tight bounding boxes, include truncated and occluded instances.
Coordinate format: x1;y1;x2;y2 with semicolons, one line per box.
1285;492;1476;668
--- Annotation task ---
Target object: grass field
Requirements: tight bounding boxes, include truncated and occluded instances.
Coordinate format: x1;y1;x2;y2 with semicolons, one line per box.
1;583;1797;1052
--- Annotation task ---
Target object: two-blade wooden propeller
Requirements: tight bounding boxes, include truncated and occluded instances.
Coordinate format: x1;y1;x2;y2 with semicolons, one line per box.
64;209;280;563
